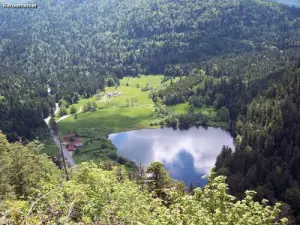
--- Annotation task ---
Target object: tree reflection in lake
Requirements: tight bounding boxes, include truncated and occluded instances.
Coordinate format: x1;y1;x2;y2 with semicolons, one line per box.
109;127;235;186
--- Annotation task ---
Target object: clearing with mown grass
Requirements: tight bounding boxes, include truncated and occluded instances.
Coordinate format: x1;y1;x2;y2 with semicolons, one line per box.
59;107;156;134
58;75;164;134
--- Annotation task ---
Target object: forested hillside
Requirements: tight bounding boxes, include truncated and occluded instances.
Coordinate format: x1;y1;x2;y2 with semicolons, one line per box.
1;0;300;223
0;133;288;224
0;69;55;140
155;58;300;222
1;0;300;140
215;67;300;223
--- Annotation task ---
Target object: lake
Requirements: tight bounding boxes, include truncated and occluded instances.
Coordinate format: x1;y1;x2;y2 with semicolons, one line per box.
108;127;235;187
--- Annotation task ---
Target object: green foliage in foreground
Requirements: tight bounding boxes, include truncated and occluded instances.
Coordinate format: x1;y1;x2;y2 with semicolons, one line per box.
0;133;287;224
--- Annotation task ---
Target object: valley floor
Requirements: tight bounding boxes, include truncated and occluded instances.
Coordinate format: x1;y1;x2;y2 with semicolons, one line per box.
44;75;227;165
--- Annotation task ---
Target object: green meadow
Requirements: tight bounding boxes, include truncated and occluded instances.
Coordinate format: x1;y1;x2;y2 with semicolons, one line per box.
41;139;59;156
120;75;164;87
55;75;163;163
59;107;157;134
97;86;152;109
58;75;163;134
168;103;216;115
47;75;226;163
58;75;168;116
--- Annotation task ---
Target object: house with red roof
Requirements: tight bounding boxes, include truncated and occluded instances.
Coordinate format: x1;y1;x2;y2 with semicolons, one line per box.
68;145;75;151
64;132;83;151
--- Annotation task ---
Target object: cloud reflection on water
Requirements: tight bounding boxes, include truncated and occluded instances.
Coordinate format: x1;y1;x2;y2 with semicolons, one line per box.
109;127;234;186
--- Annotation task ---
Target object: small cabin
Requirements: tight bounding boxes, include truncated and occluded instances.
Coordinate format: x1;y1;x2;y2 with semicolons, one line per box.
64;133;83;151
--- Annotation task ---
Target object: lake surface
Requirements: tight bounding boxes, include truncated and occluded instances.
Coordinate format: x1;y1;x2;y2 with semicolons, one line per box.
109;127;235;187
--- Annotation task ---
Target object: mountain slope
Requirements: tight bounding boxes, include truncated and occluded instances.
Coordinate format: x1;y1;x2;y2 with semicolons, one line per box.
1;0;300;140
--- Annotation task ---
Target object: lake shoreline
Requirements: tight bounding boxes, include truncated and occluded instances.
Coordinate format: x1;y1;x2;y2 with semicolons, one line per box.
109;126;235;187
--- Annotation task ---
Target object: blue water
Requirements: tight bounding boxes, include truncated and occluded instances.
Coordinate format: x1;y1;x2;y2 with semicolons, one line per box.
109;127;235;187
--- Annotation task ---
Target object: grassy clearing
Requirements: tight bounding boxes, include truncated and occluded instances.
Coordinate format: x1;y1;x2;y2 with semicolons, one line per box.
97;86;153;109
55;75;228;164
59;75;162;134
41;139;59;156
55;97;96;118
69;128;136;170
56;75;181;118
72;137;111;164
166;103;228;129
120;75;164;88
73;139;103;163
168;103;217;116
59;107;157;135
67;96;96;114
58;75;162;164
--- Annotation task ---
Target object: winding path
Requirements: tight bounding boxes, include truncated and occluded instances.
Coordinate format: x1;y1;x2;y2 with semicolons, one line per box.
57;106;83;122
44;103;76;167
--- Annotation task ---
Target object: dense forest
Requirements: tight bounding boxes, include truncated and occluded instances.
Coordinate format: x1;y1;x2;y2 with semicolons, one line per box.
214;66;300;223
1;0;300;223
1;0;300;140
154;59;300;222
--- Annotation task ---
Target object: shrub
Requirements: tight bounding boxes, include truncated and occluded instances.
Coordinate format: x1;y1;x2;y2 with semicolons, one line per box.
107;78;115;87
70;105;77;114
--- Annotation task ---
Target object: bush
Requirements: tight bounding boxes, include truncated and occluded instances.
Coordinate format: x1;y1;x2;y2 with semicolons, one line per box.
107;78;115;87
217;107;230;121
190;96;203;107
141;86;151;91
108;152;118;160
70;105;77;114
59;107;68;117
117;156;126;164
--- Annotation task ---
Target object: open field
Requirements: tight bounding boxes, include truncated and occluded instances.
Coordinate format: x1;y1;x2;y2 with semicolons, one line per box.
59;107;157;134
57;75;162;163
165;103;228;129
58;75;163;135
120;75;164;87
56;75;172;117
55;75;182;118
119;75;181;88
55;97;96;118
97;86;153;109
